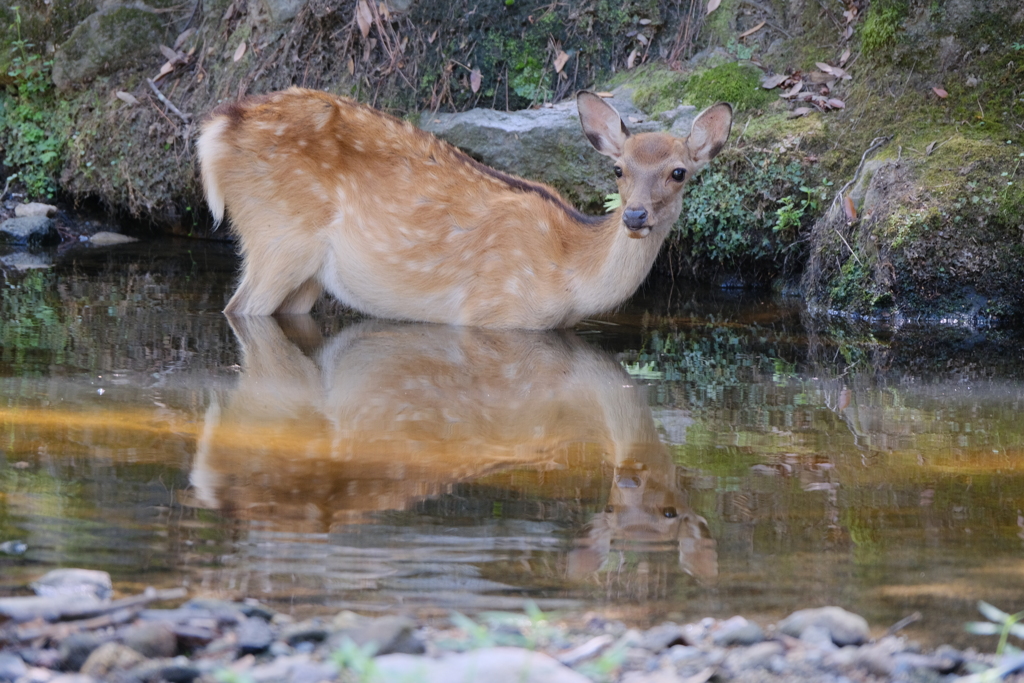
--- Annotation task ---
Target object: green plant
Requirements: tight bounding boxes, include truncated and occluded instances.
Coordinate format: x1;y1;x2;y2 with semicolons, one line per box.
860;1;907;57
604;192;622;212
774;181;831;233
331;637;380;682
2;6;64;198
966;601;1024;655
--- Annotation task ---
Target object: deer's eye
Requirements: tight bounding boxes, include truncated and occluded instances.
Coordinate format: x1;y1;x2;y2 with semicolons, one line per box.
614;166;623;178
671;168;686;182
662;507;678;518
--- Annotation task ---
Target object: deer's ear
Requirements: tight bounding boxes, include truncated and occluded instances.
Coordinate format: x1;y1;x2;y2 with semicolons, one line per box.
685;102;733;167
577;91;630;159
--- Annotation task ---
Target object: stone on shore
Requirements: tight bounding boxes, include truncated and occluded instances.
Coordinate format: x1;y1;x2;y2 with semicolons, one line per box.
0;216;58;247
778;606;871;646
32;569;113;601
80;642;146;678
123;621;178;658
374;647;592;683
14;202;58;218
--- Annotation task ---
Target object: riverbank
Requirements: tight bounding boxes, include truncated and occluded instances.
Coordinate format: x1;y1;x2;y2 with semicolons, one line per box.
0;569;1007;683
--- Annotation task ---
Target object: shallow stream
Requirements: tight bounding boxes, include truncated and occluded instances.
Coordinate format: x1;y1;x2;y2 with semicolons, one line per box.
2;240;1023;648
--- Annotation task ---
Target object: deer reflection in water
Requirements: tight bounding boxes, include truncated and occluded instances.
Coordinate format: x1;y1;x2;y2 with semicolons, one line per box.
189;317;716;584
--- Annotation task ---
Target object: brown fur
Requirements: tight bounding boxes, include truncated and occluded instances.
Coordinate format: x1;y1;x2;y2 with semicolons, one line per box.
197;88;732;328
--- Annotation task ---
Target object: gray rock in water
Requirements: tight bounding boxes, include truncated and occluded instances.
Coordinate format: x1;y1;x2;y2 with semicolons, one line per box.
88;231;137;246
0;594;103;622
375;647;592;683
420;97;664;210
236;616;275;654
0;216;58;246
0;652;28;682
52;5;168;90
123;621;177;658
778;606;870;646
32;568;113;600
711;616;765;646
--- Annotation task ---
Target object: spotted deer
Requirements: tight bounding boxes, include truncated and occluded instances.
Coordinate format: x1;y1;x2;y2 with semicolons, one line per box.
197;89;732;329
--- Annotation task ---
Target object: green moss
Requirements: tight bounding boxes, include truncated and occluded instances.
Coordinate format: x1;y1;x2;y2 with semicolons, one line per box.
860;1;907;58
631;61;773;116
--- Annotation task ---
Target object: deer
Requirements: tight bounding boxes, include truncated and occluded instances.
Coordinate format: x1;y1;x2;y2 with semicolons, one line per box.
197;89;733;329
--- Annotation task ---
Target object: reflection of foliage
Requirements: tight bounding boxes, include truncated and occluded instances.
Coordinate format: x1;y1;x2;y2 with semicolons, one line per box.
0;270;71;372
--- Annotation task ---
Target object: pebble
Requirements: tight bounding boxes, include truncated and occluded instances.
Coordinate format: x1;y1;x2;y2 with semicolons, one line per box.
0;652;28;681
237;616;275;655
122;620;177;658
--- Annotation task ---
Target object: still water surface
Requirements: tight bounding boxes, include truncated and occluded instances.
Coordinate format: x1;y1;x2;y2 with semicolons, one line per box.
2;240;1024;646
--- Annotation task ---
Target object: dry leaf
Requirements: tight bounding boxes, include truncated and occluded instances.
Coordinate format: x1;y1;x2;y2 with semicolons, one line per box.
356;0;373;39
827;98;845;109
788;107;813;118
233;41;246;62
636;33;649;45
115;90;139;105
739;21;766;38
932;86;948;98
781;81;803;98
842;25;853;40
428;29;438;44
159;44;178;61
553;50;570;74
174;28;195;50
639;18;652;25
378;2;389;20
596;91;614;98
626;48;639;69
155;62;175;80
925;140;938;155
839;48;851;66
706;0;721;14
843;195;857;221
470;68;481;93
761;73;787;89
347;56;355;75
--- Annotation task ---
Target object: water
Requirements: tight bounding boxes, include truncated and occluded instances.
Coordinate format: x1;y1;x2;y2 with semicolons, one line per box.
2;239;1024;647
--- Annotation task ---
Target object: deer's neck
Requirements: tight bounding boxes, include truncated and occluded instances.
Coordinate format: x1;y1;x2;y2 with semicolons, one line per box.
569;208;672;319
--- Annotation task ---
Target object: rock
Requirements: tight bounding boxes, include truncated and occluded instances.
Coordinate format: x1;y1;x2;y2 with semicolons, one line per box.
32;569;112;601
287;660;339;683
0;217;58;247
14;203;58;218
725;640;784;672
51;6;168;91
58;633;105;672
778;606;870;646
236;617;275;655
88;231;137;246
799;624;838;651
280;620;330;646
639;622;689;652
710;616;764;646
420;96;664;209
261;0;310;23
0;252;52;270
0;595;103;623
374;647;591;683
123;621;177;658
0;652;28;682
123;657;200;683
79;643;146;678
357;615;424;655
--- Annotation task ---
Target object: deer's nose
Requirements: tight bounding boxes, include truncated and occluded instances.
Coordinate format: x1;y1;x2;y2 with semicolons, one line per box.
623;208;648;229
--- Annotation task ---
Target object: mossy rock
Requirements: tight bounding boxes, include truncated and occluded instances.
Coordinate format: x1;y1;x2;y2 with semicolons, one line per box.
630;61;774;116
51;5;168;91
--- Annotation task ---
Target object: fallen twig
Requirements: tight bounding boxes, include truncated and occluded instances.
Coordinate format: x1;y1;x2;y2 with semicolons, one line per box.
146;78;191;123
